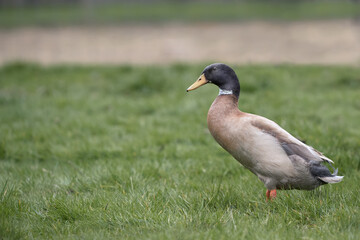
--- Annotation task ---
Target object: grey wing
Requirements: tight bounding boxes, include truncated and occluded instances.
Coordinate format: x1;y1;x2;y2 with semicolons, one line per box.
251;116;343;183
280;142;343;183
280;142;333;164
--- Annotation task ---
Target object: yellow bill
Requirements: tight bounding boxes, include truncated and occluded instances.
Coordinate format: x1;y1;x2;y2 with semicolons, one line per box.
186;74;208;92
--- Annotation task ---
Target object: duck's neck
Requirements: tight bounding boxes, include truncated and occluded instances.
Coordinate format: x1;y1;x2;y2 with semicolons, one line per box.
218;88;239;106
209;94;239;116
217;78;240;99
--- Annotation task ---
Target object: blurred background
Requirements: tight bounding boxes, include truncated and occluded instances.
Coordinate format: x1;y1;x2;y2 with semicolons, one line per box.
0;0;359;65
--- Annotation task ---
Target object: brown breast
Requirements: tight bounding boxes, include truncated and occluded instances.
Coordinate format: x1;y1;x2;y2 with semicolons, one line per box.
207;95;245;151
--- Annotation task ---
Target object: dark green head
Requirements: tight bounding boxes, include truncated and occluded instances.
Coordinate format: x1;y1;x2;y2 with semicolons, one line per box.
187;63;240;98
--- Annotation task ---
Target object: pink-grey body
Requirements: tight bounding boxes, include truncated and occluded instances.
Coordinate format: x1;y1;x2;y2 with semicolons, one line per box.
187;63;343;200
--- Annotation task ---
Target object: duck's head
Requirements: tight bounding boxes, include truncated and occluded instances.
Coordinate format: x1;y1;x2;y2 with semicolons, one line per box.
186;63;240;98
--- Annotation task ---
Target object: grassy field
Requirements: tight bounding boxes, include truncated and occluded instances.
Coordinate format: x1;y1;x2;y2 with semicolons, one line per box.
1;1;360;28
0;62;360;239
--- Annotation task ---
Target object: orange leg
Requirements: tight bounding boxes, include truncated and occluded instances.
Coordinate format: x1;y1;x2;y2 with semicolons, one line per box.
266;189;277;201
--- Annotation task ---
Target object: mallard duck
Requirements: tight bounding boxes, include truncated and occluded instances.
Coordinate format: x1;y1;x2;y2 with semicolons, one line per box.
187;63;343;201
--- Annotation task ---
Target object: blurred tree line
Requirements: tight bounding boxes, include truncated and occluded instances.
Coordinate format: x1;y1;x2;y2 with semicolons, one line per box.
1;0;232;7
1;0;358;7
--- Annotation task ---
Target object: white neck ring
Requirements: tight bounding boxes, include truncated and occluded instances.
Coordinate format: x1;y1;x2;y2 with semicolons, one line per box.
219;89;233;95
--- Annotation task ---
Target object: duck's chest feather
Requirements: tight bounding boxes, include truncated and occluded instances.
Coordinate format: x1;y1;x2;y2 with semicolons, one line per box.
207;95;254;166
207;95;296;178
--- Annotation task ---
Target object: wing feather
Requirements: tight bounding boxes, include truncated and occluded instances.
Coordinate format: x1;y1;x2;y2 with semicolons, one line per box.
251;115;342;183
252;117;334;164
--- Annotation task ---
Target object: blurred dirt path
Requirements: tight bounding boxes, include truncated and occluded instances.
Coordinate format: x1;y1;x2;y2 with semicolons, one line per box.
0;20;359;65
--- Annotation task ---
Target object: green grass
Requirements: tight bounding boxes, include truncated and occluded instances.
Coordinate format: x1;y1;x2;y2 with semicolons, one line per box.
1;1;360;28
0;62;360;239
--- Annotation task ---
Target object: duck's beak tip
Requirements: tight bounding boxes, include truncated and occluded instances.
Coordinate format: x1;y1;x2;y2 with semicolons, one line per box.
186;74;207;92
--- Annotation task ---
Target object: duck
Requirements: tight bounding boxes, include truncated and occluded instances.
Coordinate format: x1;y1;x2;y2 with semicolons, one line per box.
186;63;343;201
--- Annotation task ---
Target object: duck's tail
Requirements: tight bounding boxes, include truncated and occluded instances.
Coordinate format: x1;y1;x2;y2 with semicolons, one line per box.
317;162;344;184
318;175;344;183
